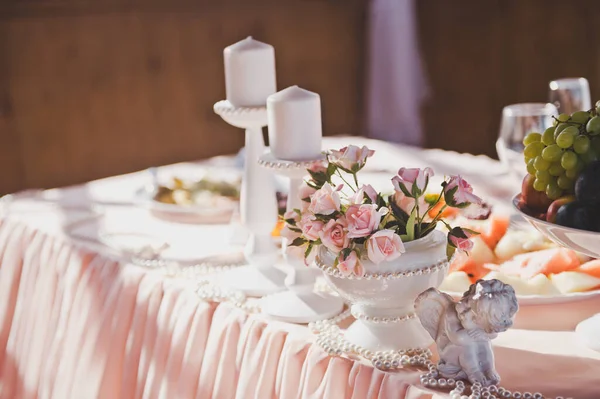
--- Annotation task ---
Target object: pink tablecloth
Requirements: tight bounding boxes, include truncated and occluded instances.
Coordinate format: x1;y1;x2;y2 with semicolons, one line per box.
1;137;600;399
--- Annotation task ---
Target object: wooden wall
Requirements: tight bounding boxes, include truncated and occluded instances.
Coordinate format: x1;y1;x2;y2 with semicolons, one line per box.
417;0;600;157
0;0;367;194
4;0;600;194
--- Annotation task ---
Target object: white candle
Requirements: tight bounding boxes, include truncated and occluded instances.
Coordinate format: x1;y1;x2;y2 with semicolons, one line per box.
267;86;323;161
224;36;277;107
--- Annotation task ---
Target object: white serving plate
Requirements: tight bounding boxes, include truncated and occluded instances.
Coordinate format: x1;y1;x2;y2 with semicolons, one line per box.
136;167;241;224
512;193;600;258
444;287;600;306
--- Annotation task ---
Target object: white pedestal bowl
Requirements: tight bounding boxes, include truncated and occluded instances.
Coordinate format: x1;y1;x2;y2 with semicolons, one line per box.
316;230;449;352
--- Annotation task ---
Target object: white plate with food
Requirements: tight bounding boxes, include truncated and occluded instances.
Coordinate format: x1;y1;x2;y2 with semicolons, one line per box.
439;212;600;305
136;167;241;224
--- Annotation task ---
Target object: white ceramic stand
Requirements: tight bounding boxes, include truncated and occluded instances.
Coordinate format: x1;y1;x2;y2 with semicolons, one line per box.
258;152;344;323
213;101;286;296
576;313;600;352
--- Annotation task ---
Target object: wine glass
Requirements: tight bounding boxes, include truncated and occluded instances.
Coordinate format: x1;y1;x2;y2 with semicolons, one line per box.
549;77;592;115
496;103;559;180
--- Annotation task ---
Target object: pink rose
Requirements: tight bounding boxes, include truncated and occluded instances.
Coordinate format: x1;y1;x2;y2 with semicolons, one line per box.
308;160;327;174
308;183;341;215
283;209;300;223
298;214;324;241
392;191;427;216
449;235;474;252
448;227;475;252
337;251;364;277
298;183;317;211
329;145;375;171
350;184;378;205
366;230;406;264
346;204;383;238
443;175;482;208
319;218;349;253
392;167;434;198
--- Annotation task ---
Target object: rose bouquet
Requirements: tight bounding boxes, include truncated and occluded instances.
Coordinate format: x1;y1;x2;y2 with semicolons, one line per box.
281;145;483;277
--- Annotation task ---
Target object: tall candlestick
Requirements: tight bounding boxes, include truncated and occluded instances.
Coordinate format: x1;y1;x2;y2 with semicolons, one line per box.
267;86;323;161
224;36;277;107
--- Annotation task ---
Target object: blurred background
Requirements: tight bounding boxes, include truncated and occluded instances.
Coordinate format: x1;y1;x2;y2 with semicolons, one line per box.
1;0;600;195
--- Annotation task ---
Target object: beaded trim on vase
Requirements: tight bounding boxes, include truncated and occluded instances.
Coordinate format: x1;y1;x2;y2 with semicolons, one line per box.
314;256;449;280
350;309;417;324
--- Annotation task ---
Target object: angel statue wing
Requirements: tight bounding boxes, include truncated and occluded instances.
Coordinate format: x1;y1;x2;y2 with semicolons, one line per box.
415;288;455;347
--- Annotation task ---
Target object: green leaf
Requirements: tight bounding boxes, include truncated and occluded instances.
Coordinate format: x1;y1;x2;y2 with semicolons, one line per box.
406;208;416;241
399;234;410;241
326;163;337;178
305;243;314;259
289;237;306;247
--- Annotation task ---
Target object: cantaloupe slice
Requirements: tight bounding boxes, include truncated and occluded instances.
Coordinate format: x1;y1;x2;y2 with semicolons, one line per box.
497;248;580;279
469;237;496;265
576;259;600;279
450;251;488;281
439;271;472;293
550;272;600;294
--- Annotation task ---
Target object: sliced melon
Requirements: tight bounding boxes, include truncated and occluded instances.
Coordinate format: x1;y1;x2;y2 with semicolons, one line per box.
550;272;600;294
483;271;536;295
469;236;496;265
527;273;560;296
440;271;472;293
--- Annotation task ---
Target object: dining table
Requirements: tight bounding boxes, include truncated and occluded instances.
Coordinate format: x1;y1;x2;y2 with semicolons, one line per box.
1;136;599;399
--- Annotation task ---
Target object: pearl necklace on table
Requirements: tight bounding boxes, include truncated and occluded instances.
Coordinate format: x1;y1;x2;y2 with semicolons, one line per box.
127;254;565;399
310;311;566;399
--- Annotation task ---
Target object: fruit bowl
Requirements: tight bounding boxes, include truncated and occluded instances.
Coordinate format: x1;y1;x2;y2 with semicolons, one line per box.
513;193;600;258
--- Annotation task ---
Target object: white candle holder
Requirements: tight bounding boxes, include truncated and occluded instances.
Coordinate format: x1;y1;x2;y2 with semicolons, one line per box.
213;101;286;296
258;152;344;323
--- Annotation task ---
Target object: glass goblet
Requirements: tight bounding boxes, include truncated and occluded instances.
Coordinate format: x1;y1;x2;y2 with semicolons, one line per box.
496;103;558;181
549;77;591;115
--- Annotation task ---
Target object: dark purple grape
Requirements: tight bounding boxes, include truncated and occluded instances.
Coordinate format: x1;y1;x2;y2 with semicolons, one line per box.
555;201;600;232
575;161;600;203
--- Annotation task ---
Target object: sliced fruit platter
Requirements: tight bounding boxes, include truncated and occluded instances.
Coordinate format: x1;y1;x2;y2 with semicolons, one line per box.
439;212;600;304
513;102;600;258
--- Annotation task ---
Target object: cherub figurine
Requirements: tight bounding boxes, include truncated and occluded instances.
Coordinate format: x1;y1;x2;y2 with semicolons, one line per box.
415;279;518;386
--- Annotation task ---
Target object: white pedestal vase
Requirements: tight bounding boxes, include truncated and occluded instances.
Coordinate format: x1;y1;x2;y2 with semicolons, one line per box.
315;229;449;351
258;152;344;323
213;101;286;296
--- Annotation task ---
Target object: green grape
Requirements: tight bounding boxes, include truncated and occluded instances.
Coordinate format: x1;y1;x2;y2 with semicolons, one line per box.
554;123;570;138
557;113;570;122
546;181;563;200
541;144;563;162
526;159;536;175
557;175;574;191
556;131;575;148
542;127;556;145
561;150;578;170
580;148;598;164
571;111;590;124
565;168;577;179
535;170;551;184
562;126;579;137
573;135;590;154
533;155;550;171
523;141;545;158
586;116;600;135
533;178;547;192
523;132;542;146
548;162;563;176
